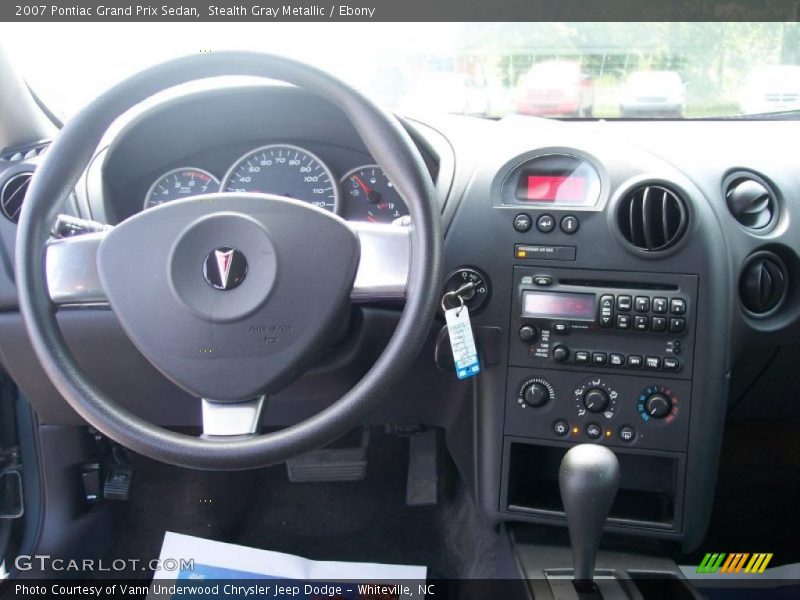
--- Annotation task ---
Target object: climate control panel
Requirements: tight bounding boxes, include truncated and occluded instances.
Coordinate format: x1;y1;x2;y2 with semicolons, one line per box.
505;367;691;452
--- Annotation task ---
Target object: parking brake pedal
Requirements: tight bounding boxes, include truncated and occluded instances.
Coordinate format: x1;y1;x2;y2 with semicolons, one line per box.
286;429;369;482
406;429;439;506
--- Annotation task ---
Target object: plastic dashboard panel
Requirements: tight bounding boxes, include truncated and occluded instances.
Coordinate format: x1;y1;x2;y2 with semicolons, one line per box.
2;84;800;550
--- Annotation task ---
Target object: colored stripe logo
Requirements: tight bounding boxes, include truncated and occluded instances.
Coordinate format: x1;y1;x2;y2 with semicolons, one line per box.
696;553;773;574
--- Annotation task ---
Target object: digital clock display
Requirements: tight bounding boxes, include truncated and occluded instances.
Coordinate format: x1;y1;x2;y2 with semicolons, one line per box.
507;154;601;207
522;291;596;320
524;174;587;202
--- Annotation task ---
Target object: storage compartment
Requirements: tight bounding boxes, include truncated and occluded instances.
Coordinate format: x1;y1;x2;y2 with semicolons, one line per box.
505;441;679;528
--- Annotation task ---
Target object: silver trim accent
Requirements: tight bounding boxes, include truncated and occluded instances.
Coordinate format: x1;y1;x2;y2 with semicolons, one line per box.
46;231;109;305
46;222;410;305
349;221;411;300
202;396;266;436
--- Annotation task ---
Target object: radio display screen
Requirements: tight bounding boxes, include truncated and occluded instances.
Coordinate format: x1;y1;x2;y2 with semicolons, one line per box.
522;291;596;320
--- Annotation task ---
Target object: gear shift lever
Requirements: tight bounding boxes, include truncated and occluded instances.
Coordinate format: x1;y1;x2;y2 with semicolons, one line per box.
559;444;620;592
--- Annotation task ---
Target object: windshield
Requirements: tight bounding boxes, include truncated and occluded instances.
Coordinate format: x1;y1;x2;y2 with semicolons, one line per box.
1;22;799;119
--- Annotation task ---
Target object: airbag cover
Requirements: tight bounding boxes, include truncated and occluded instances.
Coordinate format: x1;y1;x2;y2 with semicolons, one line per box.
97;194;359;401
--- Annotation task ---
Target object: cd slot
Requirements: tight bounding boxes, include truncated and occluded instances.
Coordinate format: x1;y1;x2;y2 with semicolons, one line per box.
558;279;679;291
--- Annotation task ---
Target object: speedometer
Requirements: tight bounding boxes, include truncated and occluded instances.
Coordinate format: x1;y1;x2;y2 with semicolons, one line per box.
220;144;339;212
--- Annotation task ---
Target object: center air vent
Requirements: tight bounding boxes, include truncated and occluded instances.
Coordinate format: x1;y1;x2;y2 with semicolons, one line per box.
725;173;776;231
739;252;787;315
0;172;33;223
617;184;688;251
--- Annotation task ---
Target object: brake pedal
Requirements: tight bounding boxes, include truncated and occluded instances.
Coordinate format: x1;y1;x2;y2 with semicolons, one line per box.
405;429;439;506
286;429;369;483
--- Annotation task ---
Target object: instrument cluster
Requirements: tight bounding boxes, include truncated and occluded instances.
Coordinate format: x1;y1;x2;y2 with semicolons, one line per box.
142;142;409;224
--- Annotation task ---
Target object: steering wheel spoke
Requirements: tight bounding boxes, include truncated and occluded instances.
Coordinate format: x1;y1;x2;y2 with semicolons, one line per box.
201;396;266;437
46;230;110;306
45;221;411;306
348;221;411;302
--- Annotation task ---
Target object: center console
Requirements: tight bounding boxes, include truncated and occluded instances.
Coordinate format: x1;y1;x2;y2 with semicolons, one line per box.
501;267;696;531
440;118;730;551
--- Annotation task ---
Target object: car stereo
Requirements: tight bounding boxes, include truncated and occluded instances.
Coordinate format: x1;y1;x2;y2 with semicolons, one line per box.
509;266;697;377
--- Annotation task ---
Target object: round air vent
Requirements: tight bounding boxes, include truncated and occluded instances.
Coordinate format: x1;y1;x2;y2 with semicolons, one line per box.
0;172;33;223
617;184;688;251
739;252;787;315
725;173;776;231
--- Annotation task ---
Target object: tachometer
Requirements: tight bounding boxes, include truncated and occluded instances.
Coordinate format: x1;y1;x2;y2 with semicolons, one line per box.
221;144;339;212
143;167;219;210
340;165;409;223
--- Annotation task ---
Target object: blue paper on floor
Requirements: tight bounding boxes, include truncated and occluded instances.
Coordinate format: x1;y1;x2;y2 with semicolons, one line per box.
148;532;428;599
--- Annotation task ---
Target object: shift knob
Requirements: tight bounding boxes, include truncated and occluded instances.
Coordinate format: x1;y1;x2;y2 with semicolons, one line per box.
559;444;620;592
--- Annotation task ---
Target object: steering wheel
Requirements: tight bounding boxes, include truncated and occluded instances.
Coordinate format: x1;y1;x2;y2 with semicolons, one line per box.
15;52;442;470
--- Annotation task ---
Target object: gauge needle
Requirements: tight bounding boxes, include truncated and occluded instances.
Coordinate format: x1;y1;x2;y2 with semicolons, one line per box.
352;175;381;204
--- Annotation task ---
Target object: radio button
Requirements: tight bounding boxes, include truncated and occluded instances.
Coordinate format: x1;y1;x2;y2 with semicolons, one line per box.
616;314;631;329
574;351;590;364
653;297;668;313
592;352;608;366
553;345;570;362
669;317;686;334
519;325;538;342
645;356;661;369
616;295;632;311
609;353;625;366
635;296;651;312
634;316;650;331
651;316;667;332
553;322;571;333
627;355;643;368
670;298;687;314
598;295;614;328
537;214;556;233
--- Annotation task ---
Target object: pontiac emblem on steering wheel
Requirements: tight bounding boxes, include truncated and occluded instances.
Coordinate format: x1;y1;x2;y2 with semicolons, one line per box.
203;247;248;290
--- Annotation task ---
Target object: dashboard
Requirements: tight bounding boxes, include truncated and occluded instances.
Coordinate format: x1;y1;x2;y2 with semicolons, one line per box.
2;80;800;554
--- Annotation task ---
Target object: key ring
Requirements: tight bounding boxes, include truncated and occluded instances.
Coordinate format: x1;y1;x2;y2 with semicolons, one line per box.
442;282;475;316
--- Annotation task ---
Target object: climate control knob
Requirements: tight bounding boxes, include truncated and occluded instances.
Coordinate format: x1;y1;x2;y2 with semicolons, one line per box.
583;387;610;413
573;378;618;420
637;384;679;424
517;378;555;409
644;393;672;419
524;383;550;407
